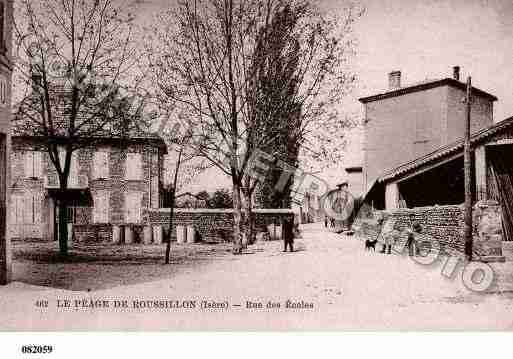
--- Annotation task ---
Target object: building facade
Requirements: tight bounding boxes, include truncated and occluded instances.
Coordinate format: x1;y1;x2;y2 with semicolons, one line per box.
9;136;166;241
359;67;496;193
0;0;13;285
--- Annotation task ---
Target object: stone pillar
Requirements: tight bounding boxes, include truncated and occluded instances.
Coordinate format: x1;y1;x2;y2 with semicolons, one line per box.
475;145;487;201
112;225;121;244
143;226;153;245
67;223;73;247
472;200;505;262
45;197;55;241
125;226;134;244
153;226;163;244
176;225;186;244
186;226;196;244
385;182;400;210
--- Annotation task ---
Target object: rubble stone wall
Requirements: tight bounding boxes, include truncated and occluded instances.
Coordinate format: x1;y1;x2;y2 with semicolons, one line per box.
144;208;295;243
353;201;503;259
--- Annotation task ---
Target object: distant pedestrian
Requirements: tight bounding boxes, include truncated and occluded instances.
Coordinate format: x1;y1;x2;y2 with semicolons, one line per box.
330;217;335;228
283;217;295;252
407;222;422;256
381;219;396;255
324;216;328;228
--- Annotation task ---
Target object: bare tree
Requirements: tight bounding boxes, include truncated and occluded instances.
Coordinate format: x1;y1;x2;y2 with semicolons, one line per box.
13;0;144;256
159;111;209;264
146;0;361;253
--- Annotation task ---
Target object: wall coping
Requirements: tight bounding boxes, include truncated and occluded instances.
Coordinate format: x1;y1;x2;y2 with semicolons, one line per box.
143;208;295;214
382;204;464;214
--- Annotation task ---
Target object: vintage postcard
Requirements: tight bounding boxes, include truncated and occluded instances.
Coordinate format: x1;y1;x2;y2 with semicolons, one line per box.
0;0;512;340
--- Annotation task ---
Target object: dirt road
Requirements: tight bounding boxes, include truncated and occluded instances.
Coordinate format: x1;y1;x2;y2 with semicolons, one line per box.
1;223;512;330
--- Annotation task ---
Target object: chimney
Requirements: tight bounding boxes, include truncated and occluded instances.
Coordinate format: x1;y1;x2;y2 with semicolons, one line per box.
388;71;401;89
452;66;460;81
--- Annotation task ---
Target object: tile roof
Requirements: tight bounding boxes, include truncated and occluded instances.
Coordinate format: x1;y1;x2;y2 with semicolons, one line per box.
378;116;513;183
359;78;497;103
13;83;166;149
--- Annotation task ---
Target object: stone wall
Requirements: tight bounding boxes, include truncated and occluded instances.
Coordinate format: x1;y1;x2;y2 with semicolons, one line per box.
73;224;114;243
382;205;465;256
144;208;295;243
353;201;504;260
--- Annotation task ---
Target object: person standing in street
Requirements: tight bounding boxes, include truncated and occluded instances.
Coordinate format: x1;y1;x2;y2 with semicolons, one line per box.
283;217;295;252
407;222;422;256
381;219;397;254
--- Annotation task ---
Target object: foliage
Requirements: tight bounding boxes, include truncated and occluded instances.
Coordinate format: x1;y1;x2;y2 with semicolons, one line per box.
209;189;234;209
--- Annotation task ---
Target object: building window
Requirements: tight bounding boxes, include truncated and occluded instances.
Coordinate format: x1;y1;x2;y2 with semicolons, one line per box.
24;151;42;178
93;150;109;179
93;191;109;223
12;193;40;224
125;191;142;223
125;152;142;180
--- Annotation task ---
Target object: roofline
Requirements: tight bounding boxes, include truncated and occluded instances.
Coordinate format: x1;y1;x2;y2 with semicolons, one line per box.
11;134;168;153
359;78;498;104
378;116;513;183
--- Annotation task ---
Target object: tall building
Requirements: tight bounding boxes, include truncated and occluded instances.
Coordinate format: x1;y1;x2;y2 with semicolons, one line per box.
359;67;497;193
0;0;13;285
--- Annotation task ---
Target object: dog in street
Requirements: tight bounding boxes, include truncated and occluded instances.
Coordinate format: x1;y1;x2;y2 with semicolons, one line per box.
365;238;378;251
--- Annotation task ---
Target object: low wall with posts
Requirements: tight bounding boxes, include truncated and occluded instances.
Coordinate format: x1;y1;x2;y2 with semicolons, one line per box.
70;208;295;244
143;208;295;243
352;201;504;261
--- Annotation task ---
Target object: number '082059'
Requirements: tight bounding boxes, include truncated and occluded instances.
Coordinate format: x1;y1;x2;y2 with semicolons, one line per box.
21;345;53;354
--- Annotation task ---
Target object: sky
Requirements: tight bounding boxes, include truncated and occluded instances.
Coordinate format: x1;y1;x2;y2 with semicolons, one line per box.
140;0;513;192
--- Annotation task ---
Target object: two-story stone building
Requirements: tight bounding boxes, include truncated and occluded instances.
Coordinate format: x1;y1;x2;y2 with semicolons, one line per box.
9;134;166;242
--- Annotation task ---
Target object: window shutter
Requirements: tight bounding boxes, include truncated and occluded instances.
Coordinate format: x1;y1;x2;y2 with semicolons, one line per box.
24;152;33;178
23;193;34;224
93;151;109;179
93;152;100;179
34;195;41;224
102;194;109;222
33;152;42;178
101;152;109;178
94;192;109;223
12;195;22;224
93;194;100;223
125;192;142;223
126;153;142;180
70;151;79;187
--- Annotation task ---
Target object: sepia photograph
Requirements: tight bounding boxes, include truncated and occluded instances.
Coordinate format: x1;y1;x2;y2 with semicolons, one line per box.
0;0;512;349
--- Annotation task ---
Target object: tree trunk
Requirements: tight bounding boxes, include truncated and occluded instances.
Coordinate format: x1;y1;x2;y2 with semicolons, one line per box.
242;185;255;246
165;148;182;264
57;171;69;257
57;201;68;257
165;188;176;264
232;181;243;254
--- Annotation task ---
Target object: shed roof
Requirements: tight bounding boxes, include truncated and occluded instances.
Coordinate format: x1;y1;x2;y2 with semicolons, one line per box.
378;116;513;183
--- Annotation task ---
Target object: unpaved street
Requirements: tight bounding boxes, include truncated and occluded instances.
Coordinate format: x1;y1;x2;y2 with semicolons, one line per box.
1;223;512;330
